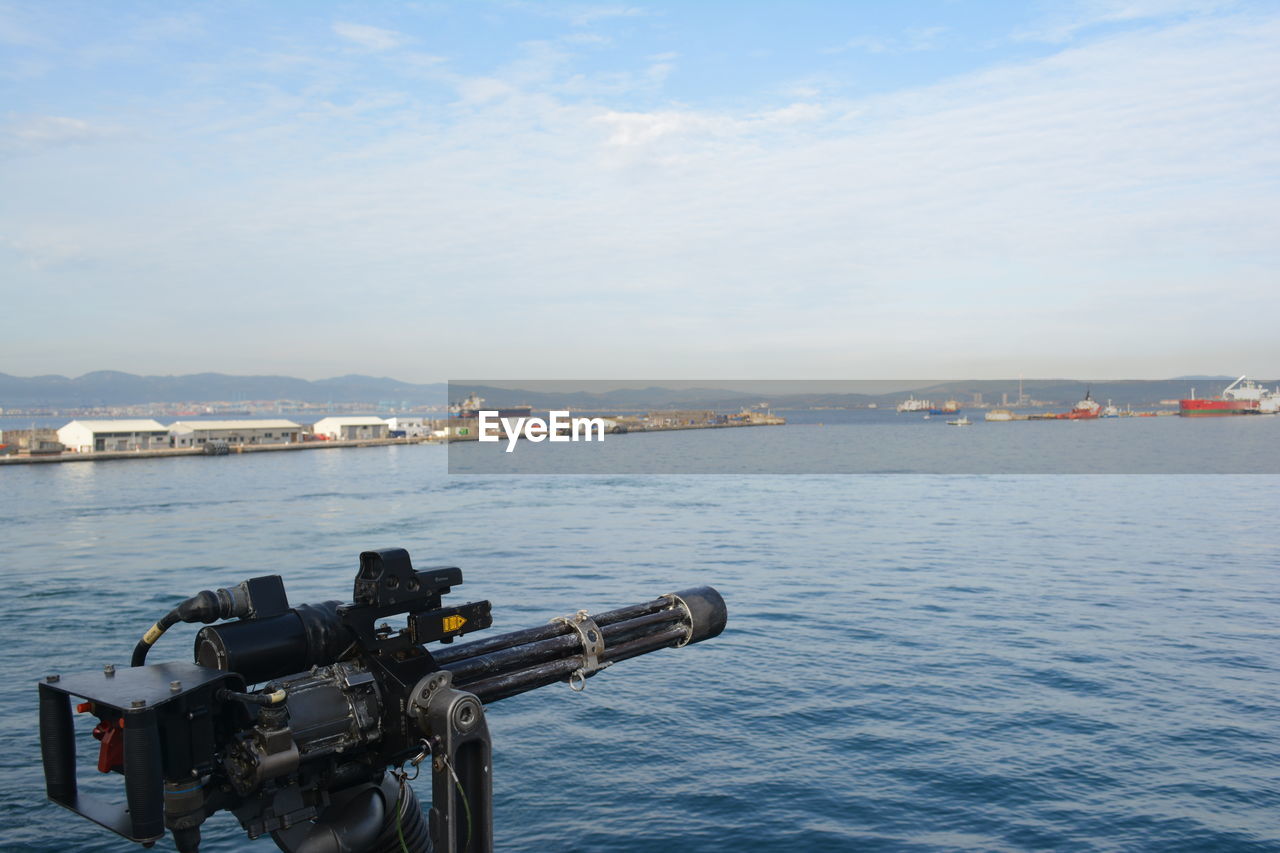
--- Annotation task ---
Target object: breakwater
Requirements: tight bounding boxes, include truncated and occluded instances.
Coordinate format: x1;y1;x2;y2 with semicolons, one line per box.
445;415;787;442
0;437;423;465
0;418;788;465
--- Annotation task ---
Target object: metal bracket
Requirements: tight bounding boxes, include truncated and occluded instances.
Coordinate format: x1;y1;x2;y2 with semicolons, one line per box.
660;594;695;647
550;610;611;690
409;670;493;853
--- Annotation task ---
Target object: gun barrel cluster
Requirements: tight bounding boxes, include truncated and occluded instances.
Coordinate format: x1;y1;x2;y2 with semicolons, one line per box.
436;586;727;703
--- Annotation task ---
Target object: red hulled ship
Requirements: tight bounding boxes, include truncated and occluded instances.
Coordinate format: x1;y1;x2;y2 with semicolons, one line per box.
1057;390;1101;419
1179;376;1274;416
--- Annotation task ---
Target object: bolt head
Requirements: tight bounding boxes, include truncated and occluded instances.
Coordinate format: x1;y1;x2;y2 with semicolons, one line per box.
170;680;182;692
103;664;116;676
131;699;146;708
46;674;60;683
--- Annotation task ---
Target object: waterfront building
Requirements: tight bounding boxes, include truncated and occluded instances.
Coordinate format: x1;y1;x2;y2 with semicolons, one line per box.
57;419;169;453
384;417;430;438
442;417;477;439
310;416;389;441
0;428;63;454
646;410;716;427
169;420;301;448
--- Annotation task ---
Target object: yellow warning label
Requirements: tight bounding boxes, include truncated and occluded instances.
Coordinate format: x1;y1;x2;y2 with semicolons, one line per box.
442;615;467;632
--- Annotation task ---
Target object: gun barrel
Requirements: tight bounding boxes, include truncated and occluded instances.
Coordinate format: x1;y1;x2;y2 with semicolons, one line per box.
436;586;726;704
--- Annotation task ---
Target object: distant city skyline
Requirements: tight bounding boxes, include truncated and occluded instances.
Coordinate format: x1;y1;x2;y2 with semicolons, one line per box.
2;1;1278;381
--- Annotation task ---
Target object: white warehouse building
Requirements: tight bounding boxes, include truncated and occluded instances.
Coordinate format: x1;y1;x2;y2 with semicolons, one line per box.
384;417;430;438
57;419;170;453
310;417;389;441
169;420;302;448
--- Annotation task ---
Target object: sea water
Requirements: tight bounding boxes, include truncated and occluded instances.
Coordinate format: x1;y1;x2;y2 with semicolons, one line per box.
1;430;1276;851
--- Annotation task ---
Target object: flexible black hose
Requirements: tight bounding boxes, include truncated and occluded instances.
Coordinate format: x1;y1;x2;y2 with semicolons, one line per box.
130;609;181;667
380;778;431;853
131;585;256;667
270;773;430;853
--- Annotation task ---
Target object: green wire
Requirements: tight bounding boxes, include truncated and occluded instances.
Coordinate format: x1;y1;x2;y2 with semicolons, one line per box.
394;757;472;852
453;772;473;853
395;777;410;853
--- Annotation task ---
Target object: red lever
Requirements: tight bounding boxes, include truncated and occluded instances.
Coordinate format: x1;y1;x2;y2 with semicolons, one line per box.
92;719;125;774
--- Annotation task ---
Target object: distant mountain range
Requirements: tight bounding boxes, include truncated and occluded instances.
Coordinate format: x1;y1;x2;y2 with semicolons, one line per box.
0;371;447;408
3;372;1270;410
463;379;1266;410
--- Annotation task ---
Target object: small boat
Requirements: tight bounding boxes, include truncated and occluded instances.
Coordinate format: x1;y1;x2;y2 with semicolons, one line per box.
922;414;931;420
946;416;972;426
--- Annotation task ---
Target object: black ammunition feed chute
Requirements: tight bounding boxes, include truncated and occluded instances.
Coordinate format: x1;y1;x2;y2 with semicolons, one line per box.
37;548;728;853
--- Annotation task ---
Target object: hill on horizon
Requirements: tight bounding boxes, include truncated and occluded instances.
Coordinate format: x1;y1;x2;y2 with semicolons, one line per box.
0;371;447;408
2;372;1266;410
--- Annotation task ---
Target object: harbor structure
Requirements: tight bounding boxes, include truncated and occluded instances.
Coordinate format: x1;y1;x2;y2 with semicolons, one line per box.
384;417;431;438
442;418;477;439
0;428;63;454
56;419;169;453
646;410;717;427
169;419;301;448
311;416;389;441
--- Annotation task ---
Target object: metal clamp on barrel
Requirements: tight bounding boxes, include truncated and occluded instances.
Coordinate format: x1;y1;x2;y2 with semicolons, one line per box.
550;610;610;691
660;593;695;647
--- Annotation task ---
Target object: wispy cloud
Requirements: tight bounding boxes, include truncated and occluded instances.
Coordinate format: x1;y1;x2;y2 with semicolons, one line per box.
332;21;407;51
1014;0;1232;42
0;115;116;156
5;227;90;270
0;3;47;47
506;3;646;28
562;32;613;46
564;4;645;27
829;25;948;55
132;12;204;43
0;57;52;81
2;5;1277;378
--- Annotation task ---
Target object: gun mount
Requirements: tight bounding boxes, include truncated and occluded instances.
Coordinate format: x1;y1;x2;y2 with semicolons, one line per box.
38;548;727;852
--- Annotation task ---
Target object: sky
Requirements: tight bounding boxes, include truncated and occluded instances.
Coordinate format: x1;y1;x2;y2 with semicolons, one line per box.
1;0;1277;381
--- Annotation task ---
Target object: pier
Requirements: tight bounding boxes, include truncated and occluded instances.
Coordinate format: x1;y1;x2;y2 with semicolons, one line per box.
0;413;788;465
443;410;786;442
0;436;424;465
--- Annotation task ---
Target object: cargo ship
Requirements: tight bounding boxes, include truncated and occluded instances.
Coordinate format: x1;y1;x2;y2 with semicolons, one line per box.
1179;376;1278;416
897;396;931;413
902;398;961;415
